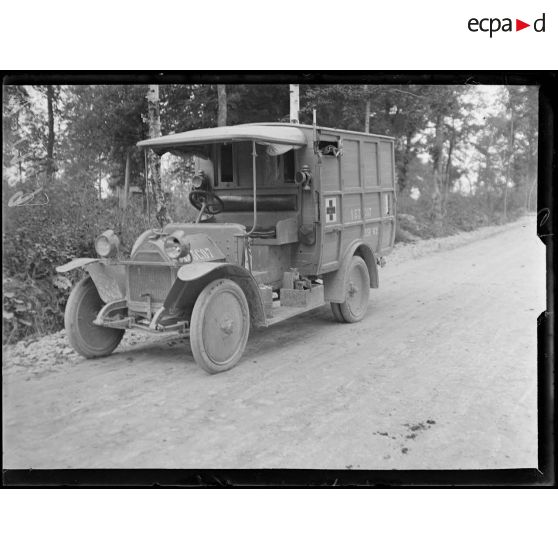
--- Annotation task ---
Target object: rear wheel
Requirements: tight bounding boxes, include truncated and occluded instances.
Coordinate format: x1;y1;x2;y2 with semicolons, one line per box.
65;276;124;358
189;279;250;374
330;301;345;323
330;256;370;323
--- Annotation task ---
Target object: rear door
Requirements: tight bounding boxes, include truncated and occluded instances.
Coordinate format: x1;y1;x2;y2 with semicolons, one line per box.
319;133;342;271
378;140;396;251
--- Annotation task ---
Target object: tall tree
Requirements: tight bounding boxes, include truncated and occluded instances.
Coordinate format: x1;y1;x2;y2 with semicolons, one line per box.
62;84;146;194
289;84;300;123
146;84;166;225
423;87;461;231
45;85;56;179
503;99;515;220
430;111;445;233
3;86;32;184
3;85;59;185
507;86;538;211
363;84;371;133
217;84;227;127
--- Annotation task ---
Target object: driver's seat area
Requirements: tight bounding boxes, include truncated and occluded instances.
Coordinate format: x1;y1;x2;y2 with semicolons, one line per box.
214;192;299;243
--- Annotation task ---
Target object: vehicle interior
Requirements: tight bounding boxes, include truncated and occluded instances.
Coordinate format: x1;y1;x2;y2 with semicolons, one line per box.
175;141;302;245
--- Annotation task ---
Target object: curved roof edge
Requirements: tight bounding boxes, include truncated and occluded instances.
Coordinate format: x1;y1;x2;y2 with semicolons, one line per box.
137;124;307;150
246;122;396;141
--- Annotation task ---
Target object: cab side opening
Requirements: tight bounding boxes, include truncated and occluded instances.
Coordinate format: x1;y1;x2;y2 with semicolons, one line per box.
213;142;300;244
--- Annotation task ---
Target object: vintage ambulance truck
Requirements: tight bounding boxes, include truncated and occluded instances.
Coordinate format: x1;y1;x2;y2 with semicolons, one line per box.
57;122;396;373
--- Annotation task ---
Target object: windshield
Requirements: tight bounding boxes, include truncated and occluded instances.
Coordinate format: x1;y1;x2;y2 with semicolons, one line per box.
160;151;214;193
158;151;215;221
158;141;296;195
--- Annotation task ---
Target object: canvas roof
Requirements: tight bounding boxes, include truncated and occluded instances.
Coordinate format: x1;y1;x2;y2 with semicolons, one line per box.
137;124;307;151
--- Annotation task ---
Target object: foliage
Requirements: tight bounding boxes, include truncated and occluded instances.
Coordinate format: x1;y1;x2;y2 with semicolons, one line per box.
2;177;149;343
61;84;148;193
396;190;512;242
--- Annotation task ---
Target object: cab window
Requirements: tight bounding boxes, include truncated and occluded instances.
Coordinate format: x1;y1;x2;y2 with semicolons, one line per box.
283;150;295;182
220;144;234;183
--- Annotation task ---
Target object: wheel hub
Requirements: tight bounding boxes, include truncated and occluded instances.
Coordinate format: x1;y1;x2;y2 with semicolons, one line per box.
220;316;234;335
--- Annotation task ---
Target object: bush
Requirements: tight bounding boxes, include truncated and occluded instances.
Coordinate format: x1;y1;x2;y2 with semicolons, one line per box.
444;194;492;231
395;190;523;244
2;178;155;344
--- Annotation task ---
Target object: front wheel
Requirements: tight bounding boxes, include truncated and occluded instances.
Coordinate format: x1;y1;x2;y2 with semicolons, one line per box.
189;279;250;374
330;255;371;323
65;276;124;358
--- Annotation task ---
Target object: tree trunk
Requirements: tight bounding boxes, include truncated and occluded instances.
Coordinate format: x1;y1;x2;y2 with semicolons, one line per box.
526;135;537;211
503;106;515;220
443;128;455;214
398;131;413;192
484;158;492;215
46;85;55;179
289;84;300;124
524;94;538;211
146;84;166;226
431;114;444;234
482;129;495;215
217;84;227;127
121;149;131;209
98;155;103;200
363;85;370;133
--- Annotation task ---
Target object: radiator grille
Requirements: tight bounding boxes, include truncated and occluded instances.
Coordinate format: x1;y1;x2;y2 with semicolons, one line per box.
128;265;173;304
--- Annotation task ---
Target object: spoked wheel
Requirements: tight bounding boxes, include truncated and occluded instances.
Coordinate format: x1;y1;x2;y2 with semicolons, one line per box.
189;279;250;374
65;276;124;358
330;256;370;323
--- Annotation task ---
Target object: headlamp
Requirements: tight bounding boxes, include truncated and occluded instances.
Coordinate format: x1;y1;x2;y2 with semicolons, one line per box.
164;230;190;260
95;229;120;258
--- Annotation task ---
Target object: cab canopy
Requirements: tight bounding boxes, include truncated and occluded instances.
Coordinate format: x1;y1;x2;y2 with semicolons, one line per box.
137;124;307;156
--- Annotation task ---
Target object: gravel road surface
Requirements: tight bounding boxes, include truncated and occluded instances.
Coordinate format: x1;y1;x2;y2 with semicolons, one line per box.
3;217;545;469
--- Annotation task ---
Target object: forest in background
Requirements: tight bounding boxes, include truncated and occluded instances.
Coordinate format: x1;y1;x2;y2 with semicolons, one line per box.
2;83;538;343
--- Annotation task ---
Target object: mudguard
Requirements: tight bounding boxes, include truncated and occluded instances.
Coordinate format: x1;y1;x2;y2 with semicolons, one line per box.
176;261;230;282
56;258;126;304
323;241;379;303
165;262;266;327
56;258;99;273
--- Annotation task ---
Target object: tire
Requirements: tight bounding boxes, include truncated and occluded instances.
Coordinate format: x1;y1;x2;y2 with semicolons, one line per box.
189;278;250;374
330;301;345;323
65;276;124;358
330;256;370;323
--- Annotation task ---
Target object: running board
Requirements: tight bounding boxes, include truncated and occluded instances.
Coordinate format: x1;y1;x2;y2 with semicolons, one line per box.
265;285;325;326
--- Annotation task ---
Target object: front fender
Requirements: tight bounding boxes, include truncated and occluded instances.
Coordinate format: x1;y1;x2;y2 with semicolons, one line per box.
165;262;266;327
56;257;99;273
176;262;230;282
56;258;126;304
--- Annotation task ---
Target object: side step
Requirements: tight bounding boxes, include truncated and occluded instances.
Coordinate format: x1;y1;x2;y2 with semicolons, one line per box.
265;284;325;326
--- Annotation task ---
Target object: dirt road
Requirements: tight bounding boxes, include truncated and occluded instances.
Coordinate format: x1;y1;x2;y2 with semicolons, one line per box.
3;218;545;469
